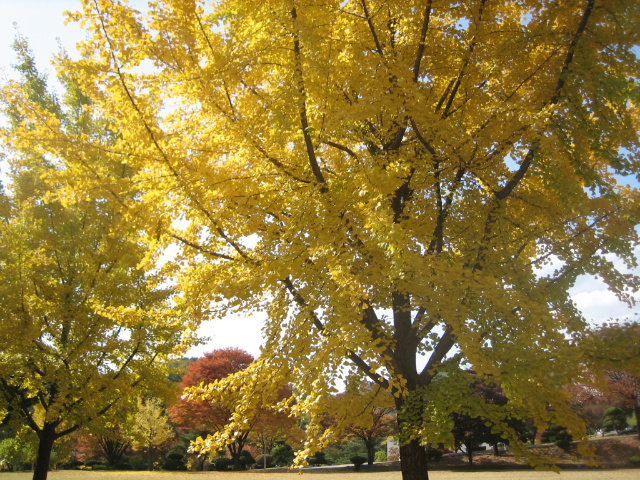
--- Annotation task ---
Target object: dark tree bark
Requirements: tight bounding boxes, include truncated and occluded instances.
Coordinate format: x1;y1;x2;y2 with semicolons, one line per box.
365;438;375;465
399;439;429;480
32;424;57;480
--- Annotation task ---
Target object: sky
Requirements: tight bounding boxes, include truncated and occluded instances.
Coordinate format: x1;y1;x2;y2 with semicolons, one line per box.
1;0;638;360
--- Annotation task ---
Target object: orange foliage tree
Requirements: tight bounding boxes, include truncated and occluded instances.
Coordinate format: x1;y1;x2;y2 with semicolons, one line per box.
170;348;254;468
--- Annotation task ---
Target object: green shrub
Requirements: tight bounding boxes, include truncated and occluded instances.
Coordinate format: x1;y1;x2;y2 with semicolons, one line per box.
58;460;83;470
214;457;233;471
163;452;187;471
629;455;640;465
307;452;327;466
84;459;105;468
374;451;387;462
254;454;275;468
128;455;147;470
425;446;443;462
272;443;295;467
541;424;573;450
238;450;255;468
350;455;367;471
603;407;628;433
167;452;184;461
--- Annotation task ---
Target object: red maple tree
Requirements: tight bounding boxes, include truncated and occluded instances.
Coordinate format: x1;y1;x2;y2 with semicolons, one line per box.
169;348;297;468
170;348;254;433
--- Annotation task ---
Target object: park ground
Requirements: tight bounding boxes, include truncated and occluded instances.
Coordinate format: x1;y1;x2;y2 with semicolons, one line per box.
0;471;640;480
0;436;638;480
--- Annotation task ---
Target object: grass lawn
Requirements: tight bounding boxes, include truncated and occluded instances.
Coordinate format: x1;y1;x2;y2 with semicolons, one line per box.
1;470;640;480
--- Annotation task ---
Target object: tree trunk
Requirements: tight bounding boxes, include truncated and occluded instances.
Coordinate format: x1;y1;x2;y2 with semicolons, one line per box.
395;389;430;480
399;439;429;480
465;443;474;466
32;425;56;480
147;441;153;470
365;439;375;465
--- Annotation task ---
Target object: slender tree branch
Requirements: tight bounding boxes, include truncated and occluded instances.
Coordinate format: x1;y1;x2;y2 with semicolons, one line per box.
412;0;433;82
291;7;325;185
418;326;456;384
359;0;384;56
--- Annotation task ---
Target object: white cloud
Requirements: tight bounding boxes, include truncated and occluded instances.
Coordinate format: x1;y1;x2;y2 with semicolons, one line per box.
572;287;638;326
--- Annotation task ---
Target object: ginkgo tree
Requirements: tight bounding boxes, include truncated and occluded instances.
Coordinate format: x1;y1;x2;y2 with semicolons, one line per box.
4;1;640;479
0;40;199;480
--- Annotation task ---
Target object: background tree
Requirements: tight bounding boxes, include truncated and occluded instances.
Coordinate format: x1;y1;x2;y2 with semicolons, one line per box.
173;350;297;470
0;428;37;472
602;407;628;434
0;39;199;480
567;382;608;436
249;386;300;463
324;379;396;466
449;377;531;465
7;1;640;479
581;321;640;438
450;412;491;466
131;397;175;470
169;348;254;470
605;371;639;429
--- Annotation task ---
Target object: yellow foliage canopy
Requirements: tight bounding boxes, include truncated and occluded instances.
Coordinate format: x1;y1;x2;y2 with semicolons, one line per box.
0;38;199;480
4;0;640;477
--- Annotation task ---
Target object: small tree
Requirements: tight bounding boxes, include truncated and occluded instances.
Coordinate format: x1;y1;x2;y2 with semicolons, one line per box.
541;425;573;450
0;433;37;472
450;413;491;466
602;407;628;434
248;386;299;458
325;379;396;465
271;442;295;467
96;435;130;469
131;397;175;470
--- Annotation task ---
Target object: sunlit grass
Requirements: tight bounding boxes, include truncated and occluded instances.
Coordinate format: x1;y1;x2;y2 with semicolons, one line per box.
1;470;639;480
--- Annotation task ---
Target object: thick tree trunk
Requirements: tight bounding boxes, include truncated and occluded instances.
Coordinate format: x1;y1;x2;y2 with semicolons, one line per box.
32;425;56;480
399;439;429;480
394;384;430;480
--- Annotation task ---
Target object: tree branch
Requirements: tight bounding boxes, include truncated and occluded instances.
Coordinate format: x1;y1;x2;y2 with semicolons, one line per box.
412;0;433;82
418;326;456;384
359;0;384;56
291;7;325;185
